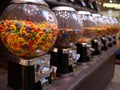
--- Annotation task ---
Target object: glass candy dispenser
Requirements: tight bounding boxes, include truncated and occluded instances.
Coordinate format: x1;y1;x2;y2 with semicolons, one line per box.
50;6;82;76
101;16;110;46
113;17;120;45
87;13;103;55
77;11;97;42
108;17;119;45
106;17;115;47
102;16;111;36
0;0;58;90
112;17;120;35
92;14;105;38
107;17;119;36
53;6;82;49
102;16;116;48
91;14;105;52
77;11;97;63
77;11;91;63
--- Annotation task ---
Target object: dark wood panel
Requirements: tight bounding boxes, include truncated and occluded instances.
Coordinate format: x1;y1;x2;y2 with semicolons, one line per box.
0;40;12;70
51;46;119;90
0;46;119;90
0;0;12;70
0;0;11;15
0;68;7;90
45;0;98;13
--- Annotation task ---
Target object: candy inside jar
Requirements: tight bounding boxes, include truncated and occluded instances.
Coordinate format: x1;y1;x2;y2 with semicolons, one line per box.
92;14;105;38
54;28;82;49
108;17;120;35
0;0;58;59
0;20;58;58
77;11;97;43
53;6;83;49
102;16;112;36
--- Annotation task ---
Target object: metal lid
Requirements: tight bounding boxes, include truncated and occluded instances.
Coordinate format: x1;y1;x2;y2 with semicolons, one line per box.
92;14;102;17
11;0;48;6
77;11;91;15
82;43;87;47
102;16;109;18
52;6;76;11
109;16;113;19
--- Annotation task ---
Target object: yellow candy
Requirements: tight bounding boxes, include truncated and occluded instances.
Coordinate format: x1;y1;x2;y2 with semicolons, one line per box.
20;26;24;34
11;25;16;30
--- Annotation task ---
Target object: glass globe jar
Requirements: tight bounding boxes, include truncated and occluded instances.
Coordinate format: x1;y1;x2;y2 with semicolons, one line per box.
92;14;105;38
52;6;83;49
113;17;120;34
77;11;97;43
102;16;111;36
108;17;119;35
0;0;58;59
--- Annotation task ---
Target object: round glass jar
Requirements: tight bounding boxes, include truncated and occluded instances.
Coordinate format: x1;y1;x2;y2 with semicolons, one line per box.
0;0;58;59
102;16;112;36
52;6;83;49
77;11;97;43
113;17;120;34
92;14;105;38
108;17;119;35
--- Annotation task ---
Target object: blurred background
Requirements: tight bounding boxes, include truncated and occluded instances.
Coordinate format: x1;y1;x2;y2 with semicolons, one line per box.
98;0;120;20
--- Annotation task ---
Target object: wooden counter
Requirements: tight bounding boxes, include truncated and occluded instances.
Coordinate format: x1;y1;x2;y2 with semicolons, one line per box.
0;45;119;90
51;46;119;90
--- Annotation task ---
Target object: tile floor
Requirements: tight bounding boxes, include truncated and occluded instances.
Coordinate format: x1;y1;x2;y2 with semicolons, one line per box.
105;64;120;90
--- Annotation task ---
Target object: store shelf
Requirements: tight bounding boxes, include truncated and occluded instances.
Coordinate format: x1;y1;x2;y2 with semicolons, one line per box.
51;45;119;90
45;0;97;13
0;46;119;90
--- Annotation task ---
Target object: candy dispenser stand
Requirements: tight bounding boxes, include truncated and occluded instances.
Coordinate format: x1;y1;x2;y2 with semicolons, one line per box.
76;43;90;62
0;0;58;90
91;14;104;56
50;48;70;75
8;54;51;90
50;6;82;76
8;56;37;90
77;11;96;62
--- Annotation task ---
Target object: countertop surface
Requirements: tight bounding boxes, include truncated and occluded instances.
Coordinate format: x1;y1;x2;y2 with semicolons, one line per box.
0;45;119;90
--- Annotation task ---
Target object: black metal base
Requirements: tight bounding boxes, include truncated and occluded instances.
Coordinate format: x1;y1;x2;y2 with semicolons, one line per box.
113;41;117;45
77;56;90;63
101;46;107;51
50;49;70;75
92;50;100;56
8;61;35;90
8;56;44;90
108;43;112;47
76;43;90;62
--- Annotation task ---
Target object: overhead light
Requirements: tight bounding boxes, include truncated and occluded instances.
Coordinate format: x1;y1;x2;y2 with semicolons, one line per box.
109;0;112;3
103;3;120;9
98;2;102;5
